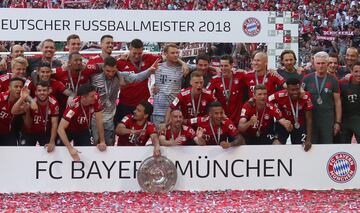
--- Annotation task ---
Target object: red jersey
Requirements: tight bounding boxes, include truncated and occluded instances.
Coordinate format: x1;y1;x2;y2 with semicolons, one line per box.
87;55;104;66
23;96;59;134
117;114;157;146
0;74;31;92
62;94;103;133
170;88;215;119
244;70;285;97
160;125;195;145
28;79;66;98
207;71;247;125
268;90;313;126
190;116;238;145
240;100;283;137
53;65;99;93
53;65;99;107
116;53;160;106
0;91;16;134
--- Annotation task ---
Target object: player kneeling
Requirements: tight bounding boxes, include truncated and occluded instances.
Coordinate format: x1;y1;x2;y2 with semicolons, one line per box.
190;101;246;149
160;109;196;146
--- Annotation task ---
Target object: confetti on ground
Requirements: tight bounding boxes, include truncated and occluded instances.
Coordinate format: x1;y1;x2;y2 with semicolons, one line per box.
0;189;359;212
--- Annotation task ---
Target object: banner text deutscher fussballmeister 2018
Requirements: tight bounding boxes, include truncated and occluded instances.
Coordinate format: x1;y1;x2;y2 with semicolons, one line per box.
0;9;298;43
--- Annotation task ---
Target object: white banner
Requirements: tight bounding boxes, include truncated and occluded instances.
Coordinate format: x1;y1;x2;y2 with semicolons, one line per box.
0;145;358;193
0;9;297;42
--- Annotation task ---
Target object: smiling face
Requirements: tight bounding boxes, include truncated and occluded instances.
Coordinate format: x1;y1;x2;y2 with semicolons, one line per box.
220;59;232;74
38;66;52;81
252;52;267;72
196;59;210;72
281;53;296;71
35;85;50;102
209;106;224;125
352;65;360;83
345;48;358;67
287;84;301;100
68;38;81;53
12;63;26;78
170;110;183;129
101;37;113;55
41;41;55;60
327;56;338;74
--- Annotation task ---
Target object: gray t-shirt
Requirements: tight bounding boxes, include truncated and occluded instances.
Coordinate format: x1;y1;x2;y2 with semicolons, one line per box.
90;69;151;128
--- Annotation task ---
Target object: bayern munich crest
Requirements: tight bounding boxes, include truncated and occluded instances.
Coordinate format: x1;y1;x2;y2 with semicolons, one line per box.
242;17;261;36
327;152;357;183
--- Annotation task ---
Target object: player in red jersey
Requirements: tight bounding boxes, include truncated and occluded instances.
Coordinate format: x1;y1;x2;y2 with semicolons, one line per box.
57;84;106;161
28;61;74;98
190;101;245;148
238;85;292;145
0;78;26;145
12;81;59;152
115;101;161;156
167;71;215;124
53;52;100;94
0;56;28;92
0;44;25;74
244;52;286;97
87;35;114;67
0;57;38;111
53;52;101;110
207;54;247;126
160;109;196;146
268;78;313;151
115;39;161;123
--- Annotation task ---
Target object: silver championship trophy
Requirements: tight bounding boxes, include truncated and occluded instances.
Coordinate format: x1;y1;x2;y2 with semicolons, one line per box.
137;156;177;192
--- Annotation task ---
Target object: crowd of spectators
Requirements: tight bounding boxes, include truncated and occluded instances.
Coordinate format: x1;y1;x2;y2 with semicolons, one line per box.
0;0;359;69
1;0;298;11
298;0;359;66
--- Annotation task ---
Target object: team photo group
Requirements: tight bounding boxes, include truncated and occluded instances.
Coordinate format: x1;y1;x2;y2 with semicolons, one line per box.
0;33;359;161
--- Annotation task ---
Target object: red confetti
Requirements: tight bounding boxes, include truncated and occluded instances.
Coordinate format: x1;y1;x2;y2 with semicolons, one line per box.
0;190;359;212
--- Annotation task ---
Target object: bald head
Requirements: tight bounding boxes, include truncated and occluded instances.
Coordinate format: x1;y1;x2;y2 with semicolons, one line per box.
254;52;267;60
11;45;24;59
345;47;359;68
252;52;268;72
